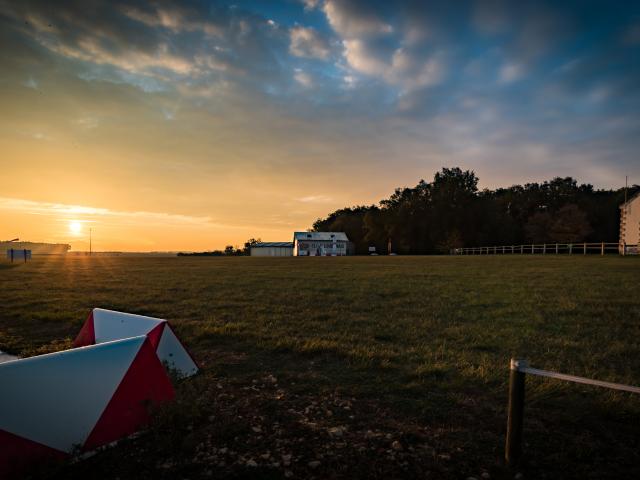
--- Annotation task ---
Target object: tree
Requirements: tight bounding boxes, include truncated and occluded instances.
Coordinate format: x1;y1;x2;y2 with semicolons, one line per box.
524;212;553;243
548;204;593;243
243;238;261;255
310;168;624;254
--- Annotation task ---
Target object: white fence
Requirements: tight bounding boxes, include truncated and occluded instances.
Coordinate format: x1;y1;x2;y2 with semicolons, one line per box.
452;242;638;256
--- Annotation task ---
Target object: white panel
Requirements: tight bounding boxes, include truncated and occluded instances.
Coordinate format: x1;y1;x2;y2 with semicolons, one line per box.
156;326;198;378
0;337;145;452
93;308;164;343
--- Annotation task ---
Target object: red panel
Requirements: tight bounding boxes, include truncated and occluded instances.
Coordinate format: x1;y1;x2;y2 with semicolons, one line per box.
73;311;95;347
82;338;175;451
0;428;67;478
147;322;166;350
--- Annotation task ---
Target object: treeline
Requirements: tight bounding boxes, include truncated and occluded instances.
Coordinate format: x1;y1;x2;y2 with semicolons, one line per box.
313;167;637;255
177;245;247;256
177;239;263;257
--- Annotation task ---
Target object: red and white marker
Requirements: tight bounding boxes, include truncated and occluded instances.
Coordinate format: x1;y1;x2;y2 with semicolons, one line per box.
74;308;198;378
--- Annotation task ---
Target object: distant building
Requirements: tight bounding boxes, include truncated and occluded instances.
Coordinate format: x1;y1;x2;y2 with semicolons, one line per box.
620;192;640;254
0;241;70;255
293;232;351;256
250;242;294;257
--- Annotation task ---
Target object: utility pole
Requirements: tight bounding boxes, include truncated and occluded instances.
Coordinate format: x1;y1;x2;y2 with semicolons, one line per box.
89;228;92;256
625;176;628;211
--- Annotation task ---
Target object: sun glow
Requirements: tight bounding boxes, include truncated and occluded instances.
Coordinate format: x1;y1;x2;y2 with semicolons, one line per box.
69;220;82;234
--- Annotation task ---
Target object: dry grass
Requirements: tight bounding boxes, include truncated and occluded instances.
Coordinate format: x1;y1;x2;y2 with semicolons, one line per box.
1;255;639;478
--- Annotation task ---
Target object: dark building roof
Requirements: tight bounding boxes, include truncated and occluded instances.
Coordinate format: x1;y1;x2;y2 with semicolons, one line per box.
252;242;294;248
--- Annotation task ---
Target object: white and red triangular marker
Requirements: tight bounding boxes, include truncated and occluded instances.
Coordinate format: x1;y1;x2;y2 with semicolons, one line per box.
0;336;174;477
0;308;198;477
74;308;199;378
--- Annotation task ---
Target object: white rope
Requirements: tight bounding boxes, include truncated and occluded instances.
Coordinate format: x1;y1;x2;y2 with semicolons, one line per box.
518;366;640;395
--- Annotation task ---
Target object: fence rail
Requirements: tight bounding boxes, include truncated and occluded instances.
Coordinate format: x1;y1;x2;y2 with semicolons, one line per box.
505;358;640;467
452;242;638;256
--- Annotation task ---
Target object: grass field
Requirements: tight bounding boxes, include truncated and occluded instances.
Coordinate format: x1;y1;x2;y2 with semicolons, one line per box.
1;255;639;479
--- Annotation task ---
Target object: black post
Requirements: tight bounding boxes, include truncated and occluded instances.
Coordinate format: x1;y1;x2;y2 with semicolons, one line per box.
10;248;14;263
24;249;27;263
505;358;527;467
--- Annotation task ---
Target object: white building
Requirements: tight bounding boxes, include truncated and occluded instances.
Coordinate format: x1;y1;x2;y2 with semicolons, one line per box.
250;242;293;257
293;232;350;256
620;192;640;254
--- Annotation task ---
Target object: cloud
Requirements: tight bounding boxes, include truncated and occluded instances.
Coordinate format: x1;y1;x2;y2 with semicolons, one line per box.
301;0;321;10
343;40;445;90
1;0;290;95
23;76;38;89
120;4;224;37
499;62;524;83
290;26;331;59
0;197;217;228
75;116;100;129
294;69;314;87
297;195;333;203
323;0;392;38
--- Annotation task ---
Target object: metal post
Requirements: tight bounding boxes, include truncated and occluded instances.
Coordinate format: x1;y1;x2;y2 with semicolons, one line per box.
505;358;527;467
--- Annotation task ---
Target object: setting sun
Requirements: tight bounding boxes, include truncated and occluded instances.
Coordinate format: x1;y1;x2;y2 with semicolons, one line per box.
69;221;82;234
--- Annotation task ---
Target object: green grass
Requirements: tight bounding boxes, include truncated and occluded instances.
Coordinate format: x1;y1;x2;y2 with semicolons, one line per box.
1;255;639;478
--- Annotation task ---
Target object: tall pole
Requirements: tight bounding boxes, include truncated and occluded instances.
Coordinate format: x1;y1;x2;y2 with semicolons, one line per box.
625;175;628;206
89;228;92;256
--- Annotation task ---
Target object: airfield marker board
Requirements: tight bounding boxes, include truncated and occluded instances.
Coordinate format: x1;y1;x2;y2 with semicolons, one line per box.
0;336;174;477
74;308;199;378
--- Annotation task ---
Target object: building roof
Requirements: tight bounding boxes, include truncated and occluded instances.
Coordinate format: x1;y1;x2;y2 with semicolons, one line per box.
252;242;293;248
293;231;349;242
620;190;640;208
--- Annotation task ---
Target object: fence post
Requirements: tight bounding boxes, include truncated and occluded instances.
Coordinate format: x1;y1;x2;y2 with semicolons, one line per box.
543;244;546;255
555;243;558;254
583;242;586;255
10;248;14;263
505;358;527;467
520;245;523;254
569;243;573;255
601;242;604;256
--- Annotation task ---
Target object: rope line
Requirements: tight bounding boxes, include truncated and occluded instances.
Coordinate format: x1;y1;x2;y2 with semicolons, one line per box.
518;366;640;395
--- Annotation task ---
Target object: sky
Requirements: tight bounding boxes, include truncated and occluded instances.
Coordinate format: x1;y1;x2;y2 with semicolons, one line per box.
0;0;639;251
